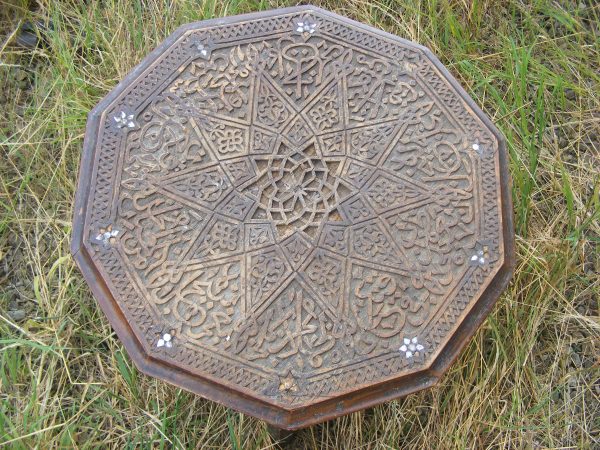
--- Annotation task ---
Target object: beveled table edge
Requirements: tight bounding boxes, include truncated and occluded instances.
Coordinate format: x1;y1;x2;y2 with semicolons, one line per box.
70;5;516;430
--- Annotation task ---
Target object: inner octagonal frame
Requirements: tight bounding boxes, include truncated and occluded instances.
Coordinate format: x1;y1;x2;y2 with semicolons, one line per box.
71;5;515;430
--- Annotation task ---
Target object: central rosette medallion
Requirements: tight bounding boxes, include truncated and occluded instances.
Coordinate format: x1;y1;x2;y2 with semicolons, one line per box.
247;140;351;240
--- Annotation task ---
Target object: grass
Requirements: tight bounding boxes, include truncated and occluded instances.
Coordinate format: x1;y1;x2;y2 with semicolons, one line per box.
0;0;598;448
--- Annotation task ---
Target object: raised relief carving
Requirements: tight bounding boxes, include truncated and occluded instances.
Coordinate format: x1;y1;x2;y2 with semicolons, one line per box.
247;140;351;240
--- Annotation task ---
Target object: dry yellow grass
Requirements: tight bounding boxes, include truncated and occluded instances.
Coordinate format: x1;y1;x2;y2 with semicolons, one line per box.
0;0;598;448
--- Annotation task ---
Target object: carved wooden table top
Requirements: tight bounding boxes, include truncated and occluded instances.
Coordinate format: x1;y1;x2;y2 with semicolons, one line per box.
71;6;515;430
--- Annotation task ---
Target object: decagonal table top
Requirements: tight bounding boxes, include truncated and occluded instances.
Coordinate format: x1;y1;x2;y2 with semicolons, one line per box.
72;5;514;430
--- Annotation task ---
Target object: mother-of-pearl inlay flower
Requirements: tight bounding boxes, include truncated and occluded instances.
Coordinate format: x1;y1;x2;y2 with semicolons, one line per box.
157;333;173;348
113;111;135;129
400;337;424;358
296;20;317;34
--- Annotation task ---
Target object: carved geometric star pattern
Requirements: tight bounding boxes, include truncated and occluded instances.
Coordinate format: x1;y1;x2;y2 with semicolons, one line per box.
116;31;483;381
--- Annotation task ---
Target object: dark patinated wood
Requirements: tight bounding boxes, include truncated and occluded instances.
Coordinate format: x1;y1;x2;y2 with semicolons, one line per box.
71;6;515;430
266;424;295;444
